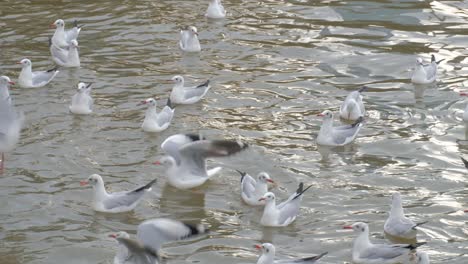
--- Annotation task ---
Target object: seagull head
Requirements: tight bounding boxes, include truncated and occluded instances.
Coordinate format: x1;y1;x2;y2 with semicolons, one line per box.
188;26;199;36
257;172;275;184
153;156;176;167
138;98;157;106
70;39;79;48
80;174;103;187
18;58;31;67
391;192;402;203
109;231;130;240
171;75;184;85
258;192;275;202
50;19;65;29
0;76;14;86
343;222;369;234
416;58;424;65
77;82;91;92
317;110;333;119
255;243;275;256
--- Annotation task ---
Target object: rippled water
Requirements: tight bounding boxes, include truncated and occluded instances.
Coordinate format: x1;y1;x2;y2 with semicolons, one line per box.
1;0;468;263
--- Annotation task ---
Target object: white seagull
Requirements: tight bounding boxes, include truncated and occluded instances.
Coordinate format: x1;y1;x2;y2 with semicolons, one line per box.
50;38;80;67
459;92;468;122
411;55;443;84
205;0;226;19
255;243;327;264
69;82;93;115
80;174;156;213
138;98;175;133
415;252;430;264
0;76;14;104
238;170;275;206
17;58;59;88
316;110;363;146
259;183;311;227
339;87;366;121
169;75;211;104
0;91;23;171
110;231;158;264
179;26;201;52
155;133;248;189
50;19;82;48
384;192;427;240
344;222;426;264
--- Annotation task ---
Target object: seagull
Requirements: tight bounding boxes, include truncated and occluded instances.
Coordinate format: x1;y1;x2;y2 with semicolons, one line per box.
179;26;201;52
339;87;366;121
415;252;430;264
50;19;82;48
0;76;14;104
169;75;211;104
110;231;158;264
138;98;175;132
384;192;427;240
258;182;311;227
255;243;327;264
459;92;468;122
17;58;59;88
0;92;23;171
205;0;226;19
50;38;80;67
155;133;248;189
69;82;93;115
411;55;443;84
344;222;426;264
316;110;363;146
80;174;156;213
238;170;275;206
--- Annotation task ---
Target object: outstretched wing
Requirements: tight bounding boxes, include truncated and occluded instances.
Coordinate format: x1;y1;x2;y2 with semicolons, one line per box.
161;133;204;165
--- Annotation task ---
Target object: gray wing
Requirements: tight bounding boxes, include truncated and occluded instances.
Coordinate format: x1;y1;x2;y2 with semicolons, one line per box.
32;69;58;87
161;134;205;165
277;198;301;225
102;179;156;210
50;44;68;65
276;252;328;264
183;88;207;100
359;244;408;260
118;238;158;264
385;217;416;235
179;30;190;49
156;106;174;127
423;63;437;81
136;218;207;253
65;25;81;43
179;139;248;175
241;174;256;198
330;123;362;145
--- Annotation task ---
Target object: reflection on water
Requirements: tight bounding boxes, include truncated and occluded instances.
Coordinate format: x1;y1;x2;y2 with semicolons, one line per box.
0;0;468;263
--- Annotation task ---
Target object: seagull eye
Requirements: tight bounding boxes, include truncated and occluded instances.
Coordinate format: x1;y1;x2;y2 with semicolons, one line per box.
266;249;269;253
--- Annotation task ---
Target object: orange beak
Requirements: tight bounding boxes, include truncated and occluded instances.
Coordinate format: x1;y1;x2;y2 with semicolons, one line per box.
153;161;161;165
137;101;147;106
266;179;275;183
460;92;468;97
109;234;117;238
258;197;266;202
317;113;325;117
254;244;262;250
343;225;353;229
80;180;89;186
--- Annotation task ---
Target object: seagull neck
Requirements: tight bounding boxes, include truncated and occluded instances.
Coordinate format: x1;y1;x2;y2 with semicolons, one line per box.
173;82;184;90
319;117;333;134
354;230;371;253
93;181;108;201
68;47;80;63
145;104;157;117
20;65;33;80
0;85;10;100
264;199;276;211
390;199;404;217
257;252;274;264
54;27;66;39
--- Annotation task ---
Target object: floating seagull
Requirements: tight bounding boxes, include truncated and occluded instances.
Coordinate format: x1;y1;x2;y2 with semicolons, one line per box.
459;92;468;122
0;92;23;171
179;26;201;52
80;174;156;213
205;0;226;19
259;183;311;227
415;252;430;264
69;82;93;115
255;243;327;264
138;98;175;133
110;231;158;264
136;218;208;255
50;38;80;67
17;58;59;88
0;76;14;104
411;55;443;84
316;110;363;146
238;170;275;206
384;192;427;240
339;87;366;121
155;133;248;189
344;222;426;264
50;19;82;48
169;75;211;104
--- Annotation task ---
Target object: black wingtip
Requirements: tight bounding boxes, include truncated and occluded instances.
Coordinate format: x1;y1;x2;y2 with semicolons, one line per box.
236;169;247;182
133;179;157;193
73;20;83;29
301;252;328;262
196;80;210;89
351;116;364;127
293;182;312;200
186;133;204;142
166;98;174;109
406;242;426;250
47;66;59;73
358;86;368;93
431;54;435;62
86;82;93;89
461;157;468;169
48;37;52;47
413;221;428;229
183;222;209;236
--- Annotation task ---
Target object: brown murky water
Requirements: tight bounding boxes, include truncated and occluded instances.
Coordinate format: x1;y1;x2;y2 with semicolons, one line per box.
0;0;467;263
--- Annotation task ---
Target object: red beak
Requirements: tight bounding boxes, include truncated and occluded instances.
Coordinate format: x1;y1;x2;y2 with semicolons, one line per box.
343;225;353;229
317;113;325;117
266;179;275;183
153;161;161;165
254;244;262;250
80;180;89;186
464;209;468;213
137;101;147;106
258;197;266;201
16;61;22;64
460;92;468;96
109;234;117;238
49;23;56;29
8;81;15;85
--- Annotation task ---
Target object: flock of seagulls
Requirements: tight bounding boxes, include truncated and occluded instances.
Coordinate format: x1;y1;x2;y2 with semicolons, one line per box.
1;0;467;263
